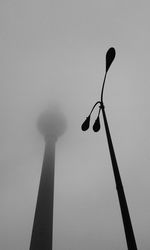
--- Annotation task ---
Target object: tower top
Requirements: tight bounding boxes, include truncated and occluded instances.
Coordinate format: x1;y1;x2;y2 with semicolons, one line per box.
37;107;66;142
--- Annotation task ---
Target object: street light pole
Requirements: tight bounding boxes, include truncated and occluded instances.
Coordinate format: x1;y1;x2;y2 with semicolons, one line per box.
81;48;138;250
101;103;137;250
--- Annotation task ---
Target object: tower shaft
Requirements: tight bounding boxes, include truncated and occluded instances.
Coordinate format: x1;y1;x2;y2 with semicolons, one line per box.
30;140;55;250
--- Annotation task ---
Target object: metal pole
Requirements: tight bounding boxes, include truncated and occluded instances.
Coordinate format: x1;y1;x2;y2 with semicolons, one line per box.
101;103;137;250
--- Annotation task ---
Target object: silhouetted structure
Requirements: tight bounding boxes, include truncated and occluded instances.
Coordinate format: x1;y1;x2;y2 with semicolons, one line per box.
82;48;138;250
30;108;66;250
101;102;137;250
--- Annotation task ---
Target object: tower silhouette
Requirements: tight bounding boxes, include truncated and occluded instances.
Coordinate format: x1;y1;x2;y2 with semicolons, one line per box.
30;108;66;250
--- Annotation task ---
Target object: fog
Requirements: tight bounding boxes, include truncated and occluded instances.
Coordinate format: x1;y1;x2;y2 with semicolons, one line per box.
0;0;150;249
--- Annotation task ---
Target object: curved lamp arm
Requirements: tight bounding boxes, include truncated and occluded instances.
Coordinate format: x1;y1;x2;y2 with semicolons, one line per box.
100;47;116;104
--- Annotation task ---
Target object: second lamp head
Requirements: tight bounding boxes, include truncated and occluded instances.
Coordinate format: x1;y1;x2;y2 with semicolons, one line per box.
81;104;101;132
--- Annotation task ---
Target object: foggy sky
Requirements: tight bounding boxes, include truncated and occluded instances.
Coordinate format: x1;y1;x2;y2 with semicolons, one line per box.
0;0;150;249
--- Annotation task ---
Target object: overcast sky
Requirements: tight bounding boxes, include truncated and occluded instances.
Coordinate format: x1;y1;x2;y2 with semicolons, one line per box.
0;0;150;249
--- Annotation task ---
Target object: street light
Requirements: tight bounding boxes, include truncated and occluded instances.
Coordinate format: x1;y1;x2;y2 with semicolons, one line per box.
81;48;138;250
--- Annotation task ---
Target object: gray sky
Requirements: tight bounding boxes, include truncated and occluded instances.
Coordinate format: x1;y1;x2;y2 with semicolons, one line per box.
0;0;150;249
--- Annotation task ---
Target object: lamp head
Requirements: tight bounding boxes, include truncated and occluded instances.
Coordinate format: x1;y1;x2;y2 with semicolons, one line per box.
81;115;91;131
106;47;116;73
93;115;100;132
